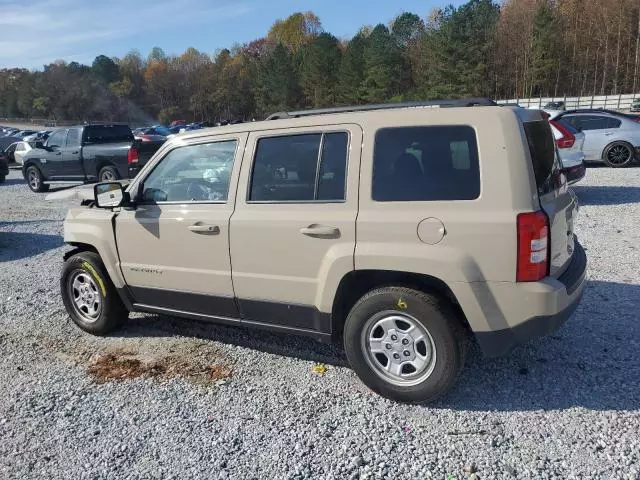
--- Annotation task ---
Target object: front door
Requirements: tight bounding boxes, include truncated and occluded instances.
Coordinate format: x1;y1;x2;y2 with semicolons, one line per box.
42;129;68;178
230;125;362;334
115;133;247;319
62;127;84;178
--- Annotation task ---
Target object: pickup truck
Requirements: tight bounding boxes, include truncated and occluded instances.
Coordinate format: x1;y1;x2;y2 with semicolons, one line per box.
21;124;164;192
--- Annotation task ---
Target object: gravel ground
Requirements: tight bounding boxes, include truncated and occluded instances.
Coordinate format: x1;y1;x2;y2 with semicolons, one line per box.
0;166;639;480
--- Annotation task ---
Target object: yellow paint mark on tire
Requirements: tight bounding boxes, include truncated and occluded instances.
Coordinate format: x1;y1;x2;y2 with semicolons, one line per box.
396;298;407;310
82;262;107;297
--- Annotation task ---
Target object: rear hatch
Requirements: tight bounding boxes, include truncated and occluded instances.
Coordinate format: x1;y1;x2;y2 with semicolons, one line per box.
523;120;578;277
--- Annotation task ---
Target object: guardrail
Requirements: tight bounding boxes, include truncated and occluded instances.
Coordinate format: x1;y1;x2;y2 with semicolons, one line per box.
497;93;640;111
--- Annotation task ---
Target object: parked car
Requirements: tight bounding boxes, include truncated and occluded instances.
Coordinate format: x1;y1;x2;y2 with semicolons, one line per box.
630;98;640;112
23;130;51;142
56;99;586;403
11;130;39;140
133;126;171;144
544;101;566;111
0;148;8;182
549;119;585;184
550;110;640;167
21;124;163;192
12;141;34;165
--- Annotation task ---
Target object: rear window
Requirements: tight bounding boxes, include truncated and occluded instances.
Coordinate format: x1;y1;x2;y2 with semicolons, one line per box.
372;126;480;201
523;121;562;195
83;125;133;144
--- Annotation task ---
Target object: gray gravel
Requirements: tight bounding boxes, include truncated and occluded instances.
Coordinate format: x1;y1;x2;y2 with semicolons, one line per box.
1;166;639;480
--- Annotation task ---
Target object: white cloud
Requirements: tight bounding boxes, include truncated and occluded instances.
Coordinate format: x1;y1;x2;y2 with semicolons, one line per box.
0;0;253;69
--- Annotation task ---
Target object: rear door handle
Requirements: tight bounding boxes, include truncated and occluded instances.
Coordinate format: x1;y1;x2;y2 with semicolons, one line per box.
188;223;220;235
54;152;61;156
300;224;340;238
71;150;79;154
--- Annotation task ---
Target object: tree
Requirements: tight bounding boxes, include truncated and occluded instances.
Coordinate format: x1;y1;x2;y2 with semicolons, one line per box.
530;0;562;96
299;33;342;107
361;24;402;103
337;34;368;104
254;43;300;116
267;12;322;52
91;55;119;84
391;12;425;47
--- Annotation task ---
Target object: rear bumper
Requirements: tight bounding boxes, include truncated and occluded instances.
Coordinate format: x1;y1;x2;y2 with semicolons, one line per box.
474;241;587;357
563;163;586;185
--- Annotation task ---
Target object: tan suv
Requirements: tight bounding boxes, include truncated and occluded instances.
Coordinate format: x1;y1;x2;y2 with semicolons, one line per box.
59;99;587;403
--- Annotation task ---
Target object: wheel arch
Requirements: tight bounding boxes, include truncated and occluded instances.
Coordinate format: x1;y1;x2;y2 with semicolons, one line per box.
330;270;469;340
602;139;635;165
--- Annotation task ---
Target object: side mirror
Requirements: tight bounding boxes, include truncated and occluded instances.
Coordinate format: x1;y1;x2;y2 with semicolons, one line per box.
94;182;127;208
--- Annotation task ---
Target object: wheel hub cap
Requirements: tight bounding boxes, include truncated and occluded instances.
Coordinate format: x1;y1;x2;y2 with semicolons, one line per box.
362;312;437;386
69;271;102;323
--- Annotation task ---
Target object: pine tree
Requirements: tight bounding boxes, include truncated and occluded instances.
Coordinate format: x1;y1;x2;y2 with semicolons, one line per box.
361;24;402;103
336;34;368;105
299;33;342;107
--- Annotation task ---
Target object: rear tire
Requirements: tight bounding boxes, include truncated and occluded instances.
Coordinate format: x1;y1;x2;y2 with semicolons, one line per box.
343;286;466;403
0;175;5;184
61;251;127;335
25;166;49;192
98;166;119;182
603;142;635;168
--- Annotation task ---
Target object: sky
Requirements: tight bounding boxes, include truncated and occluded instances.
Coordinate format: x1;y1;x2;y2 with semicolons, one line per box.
0;0;466;70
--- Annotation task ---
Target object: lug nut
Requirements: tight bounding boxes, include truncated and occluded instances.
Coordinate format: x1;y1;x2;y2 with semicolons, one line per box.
385;344;392;350
402;338;409;345
390;334;398;341
403;350;411;357
393;353;400;360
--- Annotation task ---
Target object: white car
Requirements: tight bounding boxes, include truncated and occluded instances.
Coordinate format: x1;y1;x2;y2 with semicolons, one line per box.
549;119;585;185
7;141;33;165
550;110;640;167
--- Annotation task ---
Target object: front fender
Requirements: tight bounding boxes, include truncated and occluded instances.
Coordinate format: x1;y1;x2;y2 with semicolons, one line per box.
64;207;125;289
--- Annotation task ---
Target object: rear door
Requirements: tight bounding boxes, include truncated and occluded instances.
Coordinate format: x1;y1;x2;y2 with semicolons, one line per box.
230;126;361;333
562;114;619;160
523;120;577;277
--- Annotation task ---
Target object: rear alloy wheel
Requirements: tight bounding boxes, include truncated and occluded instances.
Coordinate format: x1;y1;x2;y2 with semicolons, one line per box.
604;142;634;168
98;166;119;182
25;166;49;192
343;287;466;403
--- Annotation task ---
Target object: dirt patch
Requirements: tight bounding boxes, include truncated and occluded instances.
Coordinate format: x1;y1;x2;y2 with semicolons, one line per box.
87;349;232;384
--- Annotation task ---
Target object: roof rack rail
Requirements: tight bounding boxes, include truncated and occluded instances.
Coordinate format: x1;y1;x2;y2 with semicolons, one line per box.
266;98;498;120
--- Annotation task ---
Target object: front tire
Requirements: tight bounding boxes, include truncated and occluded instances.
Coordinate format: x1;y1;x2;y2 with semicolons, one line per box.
61;251;127;335
603;142;635;168
98;166;119;182
25;166;49;192
343;287;466;403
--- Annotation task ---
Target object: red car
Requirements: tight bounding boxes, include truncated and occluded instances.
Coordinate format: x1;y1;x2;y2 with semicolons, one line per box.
169;120;186;127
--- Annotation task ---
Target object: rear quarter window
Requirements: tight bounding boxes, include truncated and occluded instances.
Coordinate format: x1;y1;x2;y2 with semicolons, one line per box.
372;125;480;202
523;120;562;195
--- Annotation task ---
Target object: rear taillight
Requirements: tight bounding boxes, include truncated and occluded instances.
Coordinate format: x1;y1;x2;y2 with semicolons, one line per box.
517;211;549;282
550;120;575;149
128;146;139;164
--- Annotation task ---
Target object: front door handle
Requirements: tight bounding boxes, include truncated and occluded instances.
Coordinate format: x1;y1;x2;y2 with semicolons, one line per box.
71;150;79;154
54;152;61;156
300;224;340;239
188;223;220;235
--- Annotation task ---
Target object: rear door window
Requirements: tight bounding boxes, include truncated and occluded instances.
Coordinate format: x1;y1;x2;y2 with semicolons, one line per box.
523;121;562;195
372;126;480;201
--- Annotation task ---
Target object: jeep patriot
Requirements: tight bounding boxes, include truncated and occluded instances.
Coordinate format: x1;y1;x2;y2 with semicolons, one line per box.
59;99;587;403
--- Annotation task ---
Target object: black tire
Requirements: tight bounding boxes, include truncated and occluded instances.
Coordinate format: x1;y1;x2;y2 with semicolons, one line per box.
60;251;127;335
0;175;5;184
343;286;466;403
603;141;635;168
98;166;119;182
25;166;49;192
